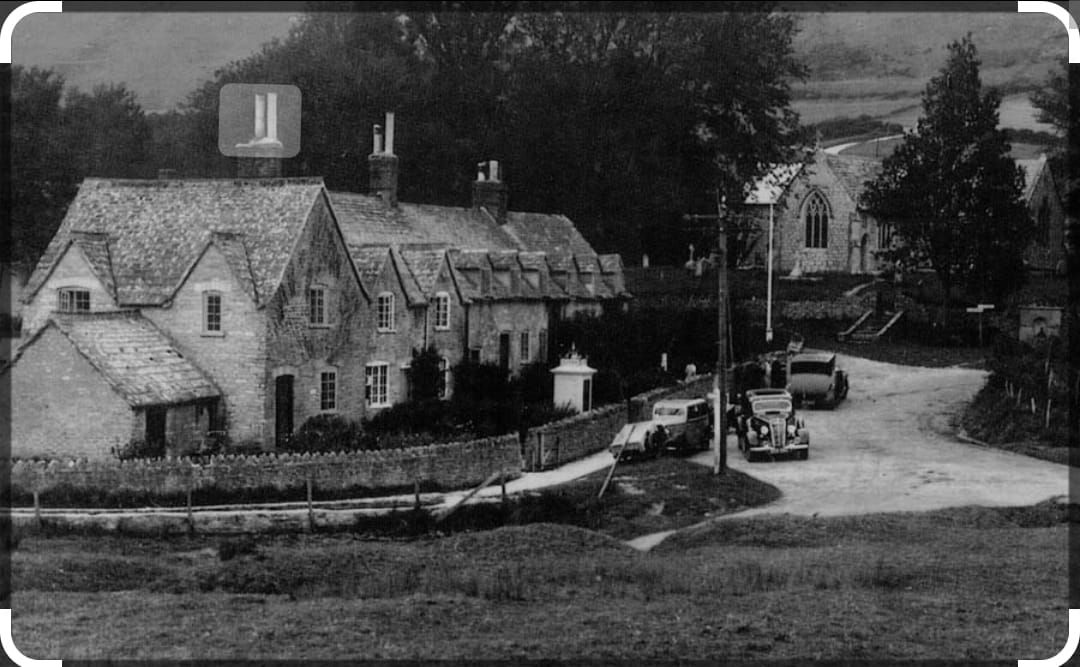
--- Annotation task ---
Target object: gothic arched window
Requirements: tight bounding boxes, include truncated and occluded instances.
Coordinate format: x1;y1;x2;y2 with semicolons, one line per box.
804;192;829;249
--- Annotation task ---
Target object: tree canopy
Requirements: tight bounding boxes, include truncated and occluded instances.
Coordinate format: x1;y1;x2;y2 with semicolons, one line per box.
862;36;1031;310
177;5;806;264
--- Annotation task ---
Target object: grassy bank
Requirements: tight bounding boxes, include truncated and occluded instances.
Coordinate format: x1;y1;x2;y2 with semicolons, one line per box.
9;502;1071;661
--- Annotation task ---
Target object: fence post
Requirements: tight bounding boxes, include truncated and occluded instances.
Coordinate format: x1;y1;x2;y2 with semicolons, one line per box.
1046;398;1053;429
186;480;194;535
500;471;507;508
306;474;314;533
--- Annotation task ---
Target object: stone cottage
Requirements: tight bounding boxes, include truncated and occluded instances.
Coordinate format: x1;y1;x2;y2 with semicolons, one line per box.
16;177;371;452
9;122;628;457
2;311;221;459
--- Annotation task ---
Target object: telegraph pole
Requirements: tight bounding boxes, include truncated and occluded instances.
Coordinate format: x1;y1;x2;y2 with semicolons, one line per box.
684;193;730;475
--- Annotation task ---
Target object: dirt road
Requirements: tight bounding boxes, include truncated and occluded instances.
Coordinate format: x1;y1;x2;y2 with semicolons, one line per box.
628;354;1071;550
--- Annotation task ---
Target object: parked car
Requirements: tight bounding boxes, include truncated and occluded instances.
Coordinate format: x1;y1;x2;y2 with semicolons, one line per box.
609;421;667;461
650;398;711;451
786;351;849;409
736;388;810;461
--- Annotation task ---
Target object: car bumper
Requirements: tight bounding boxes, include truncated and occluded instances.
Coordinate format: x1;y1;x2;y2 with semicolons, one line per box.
747;443;808;455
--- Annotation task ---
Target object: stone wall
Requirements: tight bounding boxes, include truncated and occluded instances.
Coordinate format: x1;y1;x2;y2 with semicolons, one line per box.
3;327;136;459
739;290;876;321
522;374;716;471
7;435;522;499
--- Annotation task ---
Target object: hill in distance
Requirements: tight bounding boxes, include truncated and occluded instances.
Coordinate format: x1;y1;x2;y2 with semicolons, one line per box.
11;6;1066;130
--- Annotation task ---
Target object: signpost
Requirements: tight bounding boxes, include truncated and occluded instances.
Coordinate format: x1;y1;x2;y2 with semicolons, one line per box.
965;303;995;347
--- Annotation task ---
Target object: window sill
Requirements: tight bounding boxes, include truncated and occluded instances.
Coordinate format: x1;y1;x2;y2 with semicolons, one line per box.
376;328;397;334
201;331;225;338
434;326;451;332
366;403;391;410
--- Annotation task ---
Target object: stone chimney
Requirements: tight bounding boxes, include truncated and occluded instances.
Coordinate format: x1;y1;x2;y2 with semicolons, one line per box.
472;160;508;224
369;112;399;207
237;158;282;178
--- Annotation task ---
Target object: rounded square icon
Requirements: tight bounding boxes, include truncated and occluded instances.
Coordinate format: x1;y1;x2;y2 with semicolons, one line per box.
219;84;301;158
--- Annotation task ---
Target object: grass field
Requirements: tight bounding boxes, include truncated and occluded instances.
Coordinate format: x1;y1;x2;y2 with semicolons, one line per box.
10;501;1070;661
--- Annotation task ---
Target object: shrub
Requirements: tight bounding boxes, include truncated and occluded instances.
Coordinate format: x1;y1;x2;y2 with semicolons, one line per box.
111;438;165;461
283;414;364;453
409;345;446;402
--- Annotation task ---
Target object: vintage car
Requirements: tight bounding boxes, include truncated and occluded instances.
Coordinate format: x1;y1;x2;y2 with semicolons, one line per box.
736;388;810;461
609;420;668;461
786;350;849;409
650;398;711;451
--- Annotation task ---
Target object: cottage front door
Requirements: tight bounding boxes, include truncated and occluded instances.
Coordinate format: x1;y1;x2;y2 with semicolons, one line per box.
499;333;511;370
275;375;294;447
145;407;167;456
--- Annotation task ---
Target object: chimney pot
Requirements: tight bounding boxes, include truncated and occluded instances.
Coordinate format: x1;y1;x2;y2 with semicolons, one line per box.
385;112;395;155
472;159;509;224
373;124;383;154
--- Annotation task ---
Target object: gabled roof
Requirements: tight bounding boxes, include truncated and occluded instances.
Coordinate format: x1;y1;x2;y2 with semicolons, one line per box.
349;244;426;305
744;163;804;205
24;178;326;306
206;231;259;303
1017;156;1050;203
69;231;116;298
824;154;883;206
399;247;448;296
24;311;221;408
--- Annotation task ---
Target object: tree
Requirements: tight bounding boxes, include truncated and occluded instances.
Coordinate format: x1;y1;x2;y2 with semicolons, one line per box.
8;66;77;268
862;37;1031;320
176;6;804;264
61;84;152;179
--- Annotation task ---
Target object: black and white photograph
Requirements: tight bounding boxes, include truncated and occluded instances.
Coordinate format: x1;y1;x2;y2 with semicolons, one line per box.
1;1;1076;662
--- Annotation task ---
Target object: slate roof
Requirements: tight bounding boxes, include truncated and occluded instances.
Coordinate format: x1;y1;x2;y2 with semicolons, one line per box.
501;212;597;256
348;244;425;305
824;154;883;206
24;178;325;306
42;311;220;407
331;193;518;250
744;164;804;205
399;248;449;296
330;189;628;300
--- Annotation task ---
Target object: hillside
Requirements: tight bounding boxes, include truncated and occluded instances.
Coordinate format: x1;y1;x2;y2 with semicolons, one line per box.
11;10;299;112
10;7;1066;125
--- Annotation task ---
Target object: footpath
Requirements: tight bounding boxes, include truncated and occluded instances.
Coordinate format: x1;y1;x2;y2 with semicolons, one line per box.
9;450;619;535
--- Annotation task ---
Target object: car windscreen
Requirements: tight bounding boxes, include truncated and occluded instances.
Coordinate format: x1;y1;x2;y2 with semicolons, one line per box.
654;407;683;416
790;361;832;375
752;399;791;414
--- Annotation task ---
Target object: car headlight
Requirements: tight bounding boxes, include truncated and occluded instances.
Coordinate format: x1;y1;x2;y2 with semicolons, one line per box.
759;425;769;438
787;425;796;437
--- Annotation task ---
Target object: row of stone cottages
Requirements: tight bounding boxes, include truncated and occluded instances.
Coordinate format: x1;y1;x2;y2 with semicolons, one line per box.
2;140;629;460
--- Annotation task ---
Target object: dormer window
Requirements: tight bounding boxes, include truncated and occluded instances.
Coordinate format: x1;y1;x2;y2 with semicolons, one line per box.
583;272;596;296
203;291;223;335
377;292;395;331
57;288;90;313
434;292;451;330
309;286;327;326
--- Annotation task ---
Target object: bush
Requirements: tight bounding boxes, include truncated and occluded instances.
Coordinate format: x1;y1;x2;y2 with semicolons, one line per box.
283;414;364;453
110;438;166;461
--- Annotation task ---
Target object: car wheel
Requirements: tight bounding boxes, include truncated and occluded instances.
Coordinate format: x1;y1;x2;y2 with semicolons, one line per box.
799;449;809;461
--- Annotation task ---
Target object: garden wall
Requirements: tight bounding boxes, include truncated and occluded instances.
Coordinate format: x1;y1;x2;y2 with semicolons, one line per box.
523;374;715;471
6;435;521;499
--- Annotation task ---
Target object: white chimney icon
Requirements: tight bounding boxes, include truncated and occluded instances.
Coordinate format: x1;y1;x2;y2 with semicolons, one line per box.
236;92;283;149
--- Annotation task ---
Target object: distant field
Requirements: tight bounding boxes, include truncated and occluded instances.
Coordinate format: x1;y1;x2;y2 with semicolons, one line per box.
836;139;1050;161
797;91;1056;138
